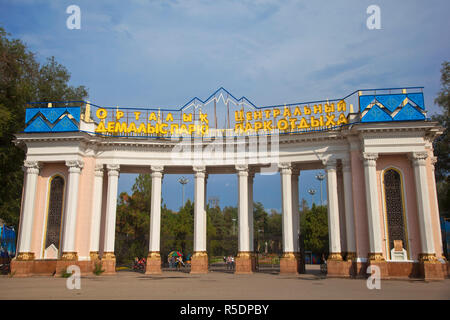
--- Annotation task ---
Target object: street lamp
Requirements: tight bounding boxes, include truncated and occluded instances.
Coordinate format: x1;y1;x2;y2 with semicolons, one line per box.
308;189;316;206
232;218;237;236
178;176;189;207
315;172;325;206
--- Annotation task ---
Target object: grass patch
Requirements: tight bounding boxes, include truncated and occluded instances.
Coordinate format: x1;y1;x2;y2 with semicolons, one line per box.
93;261;105;276
61;270;72;278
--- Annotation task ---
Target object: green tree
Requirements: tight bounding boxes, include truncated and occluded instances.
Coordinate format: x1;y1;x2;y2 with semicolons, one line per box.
433;61;450;218
300;204;329;255
0;27;88;229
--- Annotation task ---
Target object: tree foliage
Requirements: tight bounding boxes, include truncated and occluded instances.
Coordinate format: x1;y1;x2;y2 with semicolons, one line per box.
433;61;450;218
300;204;329;254
115;174;330;265
0;27;88;229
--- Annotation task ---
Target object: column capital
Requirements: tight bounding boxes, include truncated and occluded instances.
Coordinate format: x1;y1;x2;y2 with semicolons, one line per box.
193;165;206;178
278;162;291;175
409;152;428;166
430;156;438;166
66;160;84;173
94;164;104;177
151;165;164;173
362;152;378;167
23;160;41;174
151;165;164;178
106;164;120;176
235;164;248;171
236;164;249;177
322;158;337;171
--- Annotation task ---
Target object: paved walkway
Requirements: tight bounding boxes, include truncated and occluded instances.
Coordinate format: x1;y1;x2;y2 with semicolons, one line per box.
0;270;449;300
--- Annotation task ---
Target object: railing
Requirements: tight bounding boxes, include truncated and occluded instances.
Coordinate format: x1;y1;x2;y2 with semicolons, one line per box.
22;87;428;137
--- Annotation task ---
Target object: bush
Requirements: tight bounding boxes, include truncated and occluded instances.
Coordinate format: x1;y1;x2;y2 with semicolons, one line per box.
93;262;105;276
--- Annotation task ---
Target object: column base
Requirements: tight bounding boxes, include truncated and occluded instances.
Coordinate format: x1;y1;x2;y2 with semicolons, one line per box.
89;251;100;261
235;252;253;274
101;252;116;275
368;253;389;279
10;259;34;277
145;252;162;275
327;260;354;278
279;253;299;275
420;261;447;280
190;252;208;274
55;260;94;277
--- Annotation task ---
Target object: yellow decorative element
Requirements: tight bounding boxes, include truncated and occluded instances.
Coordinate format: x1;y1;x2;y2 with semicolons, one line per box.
102;252;116;260
237;251;252;258
84;101;92;122
368;252;385;261
147;251;161;259
402;89;407;94
346;252;356;261
328;252;343;261
192;251;208;258
418;253;437;262
61;252;78;261
16;252;35;261
89;251;99;261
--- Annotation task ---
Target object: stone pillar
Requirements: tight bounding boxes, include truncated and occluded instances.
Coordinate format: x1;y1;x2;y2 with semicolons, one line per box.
410;152;435;258
342;160;356;261
248;170;256;271
362;153;388;278
146;165;164;275
279;162;298;274
61;160;84;261
89;164;104;261
362;153;384;259
324;159;342;261
191;165;208;274
409;152;444;279
430;156;444;259
235;165;252;274
291;168;301;273
102;164;120;274
16;161;41;261
55;160;84;276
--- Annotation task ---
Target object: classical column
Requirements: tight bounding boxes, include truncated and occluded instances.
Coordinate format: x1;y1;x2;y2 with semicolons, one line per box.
342;159;356;261
103;164;120;263
362;153;384;261
324;159;342;261
146;165;164;275
430;156;444;258
61;160;84;261
291;168;300;254
248;170;256;271
16;161;41;260
235;165;252;273
410;152;436;261
279;162;298;274
89;164;104;261
191;165;208;273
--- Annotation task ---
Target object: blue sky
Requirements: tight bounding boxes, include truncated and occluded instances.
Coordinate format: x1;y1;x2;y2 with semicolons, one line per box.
1;0;449;212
